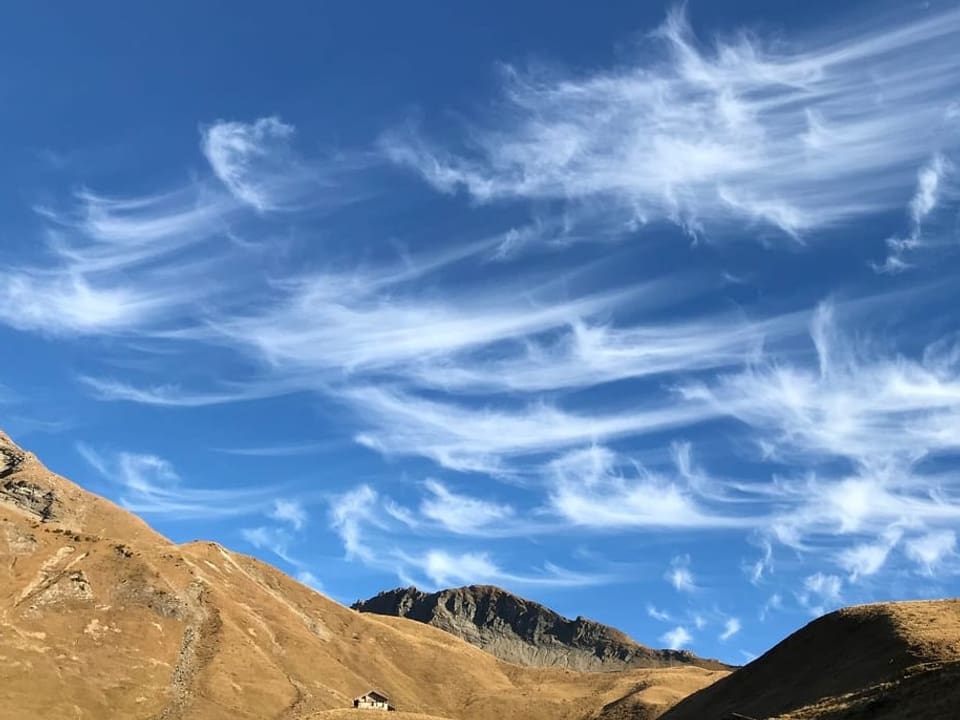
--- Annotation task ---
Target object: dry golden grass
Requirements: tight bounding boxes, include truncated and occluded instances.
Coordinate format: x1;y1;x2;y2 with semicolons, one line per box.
661;599;960;720
12;424;956;720
309;711;455;720
0;430;723;720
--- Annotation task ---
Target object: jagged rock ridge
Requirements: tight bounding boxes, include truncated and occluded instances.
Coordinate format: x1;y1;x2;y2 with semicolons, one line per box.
352;585;726;672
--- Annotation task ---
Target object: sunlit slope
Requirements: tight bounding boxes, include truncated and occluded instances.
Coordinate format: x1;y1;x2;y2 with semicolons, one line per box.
0;429;722;720
660;599;960;720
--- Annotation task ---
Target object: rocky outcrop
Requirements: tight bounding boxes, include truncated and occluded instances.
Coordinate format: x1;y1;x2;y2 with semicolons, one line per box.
352;585;726;672
1;438;58;521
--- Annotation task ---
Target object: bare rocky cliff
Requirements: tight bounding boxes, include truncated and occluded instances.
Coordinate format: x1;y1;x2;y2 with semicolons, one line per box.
352;585;726;672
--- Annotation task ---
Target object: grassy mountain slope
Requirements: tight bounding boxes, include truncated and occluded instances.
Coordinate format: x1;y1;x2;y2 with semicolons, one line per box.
0;429;723;720
659;600;960;720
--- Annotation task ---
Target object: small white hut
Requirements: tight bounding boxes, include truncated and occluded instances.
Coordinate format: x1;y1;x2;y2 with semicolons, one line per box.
353;690;394;711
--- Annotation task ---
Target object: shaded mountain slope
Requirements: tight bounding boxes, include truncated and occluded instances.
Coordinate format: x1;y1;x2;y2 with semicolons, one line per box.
353;585;727;672
659;599;960;720
0;429;724;720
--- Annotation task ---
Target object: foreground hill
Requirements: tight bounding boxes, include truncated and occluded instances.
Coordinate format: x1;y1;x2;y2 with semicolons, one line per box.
353;585;727;672
0;429;724;720
659;599;960;720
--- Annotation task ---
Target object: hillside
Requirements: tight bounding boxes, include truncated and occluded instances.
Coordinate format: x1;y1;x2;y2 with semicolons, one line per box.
659;600;960;720
0;429;725;720
353;586;726;672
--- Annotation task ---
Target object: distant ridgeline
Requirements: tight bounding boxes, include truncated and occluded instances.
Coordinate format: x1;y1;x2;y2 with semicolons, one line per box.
352;585;729;672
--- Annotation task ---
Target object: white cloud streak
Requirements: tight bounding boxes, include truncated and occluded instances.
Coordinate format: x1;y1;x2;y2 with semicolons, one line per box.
667;555;697;593
799;572;843;616
683;302;960;581
910;154;949;230
201;117;312;211
877;153;952;272
419;480;515;534
719;617;741;641
647;604;672;622
296;570;323;591
77;444;274;518
660;626;692;650
385;6;960;238
396;549;601;589
838;529;901;582
351;388;718;474
270;499;308;531
0;189;235;336
329;484;382;562
547;445;747;530
905;530;957;575
328;484;607;589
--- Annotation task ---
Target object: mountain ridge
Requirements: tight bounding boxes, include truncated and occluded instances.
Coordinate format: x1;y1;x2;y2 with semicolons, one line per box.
352;585;728;672
0;428;725;720
659;599;960;720
6;426;960;720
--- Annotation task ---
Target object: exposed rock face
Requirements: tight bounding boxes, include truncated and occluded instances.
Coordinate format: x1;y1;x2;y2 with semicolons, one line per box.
1;441;58;520
352;585;725;672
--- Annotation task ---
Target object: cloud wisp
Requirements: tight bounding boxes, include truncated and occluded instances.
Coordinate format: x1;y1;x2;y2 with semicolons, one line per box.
876;153;953;272
77;444;278;519
327;483;609;589
385;5;960;238
661;625;692;650
686;302;960;578
0;188;237;336
201;116;329;212
547;445;748;531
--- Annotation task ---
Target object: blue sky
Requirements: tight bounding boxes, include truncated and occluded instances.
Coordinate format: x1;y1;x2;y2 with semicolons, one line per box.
2;0;960;664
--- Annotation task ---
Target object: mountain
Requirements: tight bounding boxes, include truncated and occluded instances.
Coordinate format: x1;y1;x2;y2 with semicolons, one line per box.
0;429;725;720
352;585;727;673
659;599;960;720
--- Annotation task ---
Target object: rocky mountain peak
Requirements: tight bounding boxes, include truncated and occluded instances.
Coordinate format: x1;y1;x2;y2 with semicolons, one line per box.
352;584;720;672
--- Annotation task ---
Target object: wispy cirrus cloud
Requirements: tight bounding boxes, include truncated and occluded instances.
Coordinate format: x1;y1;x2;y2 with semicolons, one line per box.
682;302;960;578
270;498;308;531
241;498;319;581
647;605;673;622
349;386;717;474
837;529;902;582
201;117;312;212
905;530;957;575
79;375;307;407
210;270;638;376
327;483;608;589
719;617;741;642
419;480;515;535
799;572;843;616
400;311;804;394
660;625;692;650
0;115;350;340
877;153;953;272
667;555;697;593
547;445;745;530
385;5;960;238
77;443;276;518
329;484;384;563
0;188;236;336
395;549;605;590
